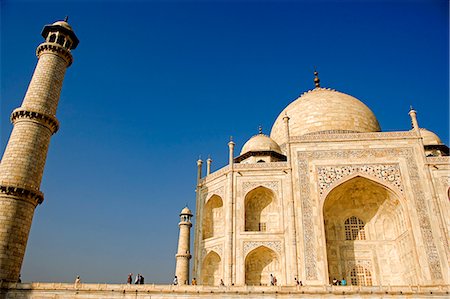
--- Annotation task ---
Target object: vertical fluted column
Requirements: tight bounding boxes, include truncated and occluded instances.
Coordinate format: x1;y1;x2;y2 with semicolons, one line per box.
0;19;78;282
175;208;193;285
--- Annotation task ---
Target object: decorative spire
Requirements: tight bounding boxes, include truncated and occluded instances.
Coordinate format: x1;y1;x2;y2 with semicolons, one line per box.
258;125;263;134
408;105;419;131
314;67;320;88
64;16;69;22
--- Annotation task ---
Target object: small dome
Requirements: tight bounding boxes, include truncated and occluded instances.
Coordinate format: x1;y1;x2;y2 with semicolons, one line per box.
240;133;282;155
270;88;381;144
420;128;442;145
52;21;73;31
180;207;193;216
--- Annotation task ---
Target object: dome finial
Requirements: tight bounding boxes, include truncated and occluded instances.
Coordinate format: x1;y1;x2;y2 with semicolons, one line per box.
64;16;69;22
258;125;263;134
314;67;320;88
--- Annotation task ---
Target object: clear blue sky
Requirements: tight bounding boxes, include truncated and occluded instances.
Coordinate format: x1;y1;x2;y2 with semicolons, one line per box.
1;0;448;284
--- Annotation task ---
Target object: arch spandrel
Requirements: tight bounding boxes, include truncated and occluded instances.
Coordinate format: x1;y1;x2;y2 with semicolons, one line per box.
242;181;279;198
317;164;404;201
320;173;406;211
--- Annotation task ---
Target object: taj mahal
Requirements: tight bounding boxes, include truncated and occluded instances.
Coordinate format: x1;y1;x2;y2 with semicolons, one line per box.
0;19;449;298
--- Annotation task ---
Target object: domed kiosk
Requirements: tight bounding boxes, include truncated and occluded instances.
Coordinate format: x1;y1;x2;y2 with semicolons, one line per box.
420;128;448;157
234;128;286;163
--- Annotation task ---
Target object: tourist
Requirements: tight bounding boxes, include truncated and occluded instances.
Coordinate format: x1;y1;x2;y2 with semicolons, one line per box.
135;273;140;284
173;275;178;285
18;274;21;283
299;280;303;286
294;277;300;286
127;273;133;284
332;277;338;285
191;277;197;285
140;275;144;284
341;278;347;286
273;276;278;286
74;275;81;287
220;279;225;286
270;274;274;286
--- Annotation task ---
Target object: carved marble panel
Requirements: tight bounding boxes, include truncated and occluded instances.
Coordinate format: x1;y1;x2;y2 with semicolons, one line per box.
243;241;282;257
298;148;442;280
317;164;403;198
202;244;223;259
242;181;279;194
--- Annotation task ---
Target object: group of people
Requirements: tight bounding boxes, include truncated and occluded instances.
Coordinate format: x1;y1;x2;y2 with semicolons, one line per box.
127;273;144;284
74;273;313;287
294;277;303;286
332;277;347;286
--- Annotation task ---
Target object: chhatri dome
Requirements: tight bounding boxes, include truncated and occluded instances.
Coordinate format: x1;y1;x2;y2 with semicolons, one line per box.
270;71;381;145
240;127;282;155
419;128;443;145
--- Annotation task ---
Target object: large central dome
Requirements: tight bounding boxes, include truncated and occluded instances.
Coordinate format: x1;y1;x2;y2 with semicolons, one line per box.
270;87;381;144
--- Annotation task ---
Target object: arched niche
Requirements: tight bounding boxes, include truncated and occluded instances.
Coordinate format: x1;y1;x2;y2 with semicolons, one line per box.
245;246;279;285
323;176;417;286
202;195;223;239
244;186;278;232
201;251;222;286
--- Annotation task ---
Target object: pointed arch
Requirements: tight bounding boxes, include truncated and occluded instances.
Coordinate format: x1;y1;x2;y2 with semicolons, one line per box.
202;195;223;239
244;186;278;232
245;246;279;285
201;251;222;286
323;176;418;286
321;173;405;206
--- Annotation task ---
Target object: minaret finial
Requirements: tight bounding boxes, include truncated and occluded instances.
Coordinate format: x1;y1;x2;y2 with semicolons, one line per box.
314;67;320;88
258;125;263;134
64;16;69;22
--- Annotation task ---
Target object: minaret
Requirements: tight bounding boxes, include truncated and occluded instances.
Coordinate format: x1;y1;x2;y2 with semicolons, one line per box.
175;207;193;285
0;19;78;282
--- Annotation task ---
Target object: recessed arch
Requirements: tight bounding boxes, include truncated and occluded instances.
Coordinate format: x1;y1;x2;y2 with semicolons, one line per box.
245;246;279;285
321;173;405;207
202;195;223;239
244;186;278;232
201;251;222;286
323;176;418;286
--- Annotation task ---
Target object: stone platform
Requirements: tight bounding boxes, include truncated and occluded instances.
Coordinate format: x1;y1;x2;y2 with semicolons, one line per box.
1;282;449;298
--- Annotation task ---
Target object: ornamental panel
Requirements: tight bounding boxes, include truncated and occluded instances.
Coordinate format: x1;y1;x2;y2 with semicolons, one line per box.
298;148;442;280
243;241;282;257
242;181;279;195
317;164;403;198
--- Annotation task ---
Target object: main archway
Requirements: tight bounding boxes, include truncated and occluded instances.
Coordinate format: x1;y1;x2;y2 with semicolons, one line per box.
245;246;279;285
323;176;417;285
